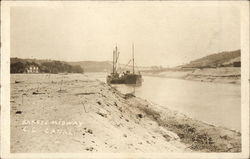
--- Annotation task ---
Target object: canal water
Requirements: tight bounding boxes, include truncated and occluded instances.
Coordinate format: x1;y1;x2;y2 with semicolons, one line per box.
87;72;241;132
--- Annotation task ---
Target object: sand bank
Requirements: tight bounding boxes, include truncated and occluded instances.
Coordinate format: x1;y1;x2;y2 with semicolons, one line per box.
11;74;241;153
143;67;240;84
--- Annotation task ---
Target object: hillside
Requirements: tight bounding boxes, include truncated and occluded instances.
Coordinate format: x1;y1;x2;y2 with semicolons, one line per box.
69;61;152;73
11;49;241;74
180;50;241;68
10;58;152;73
143;50;241;84
69;61;112;72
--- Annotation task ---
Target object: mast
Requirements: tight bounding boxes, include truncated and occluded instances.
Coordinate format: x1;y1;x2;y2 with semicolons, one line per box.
113;45;119;74
112;50;115;74
115;45;118;74
132;43;135;74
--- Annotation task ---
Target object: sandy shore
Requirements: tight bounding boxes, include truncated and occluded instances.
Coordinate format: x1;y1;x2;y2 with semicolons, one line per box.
143;67;240;84
11;74;241;153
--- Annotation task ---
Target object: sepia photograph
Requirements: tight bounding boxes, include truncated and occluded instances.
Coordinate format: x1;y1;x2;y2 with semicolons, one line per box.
1;1;249;158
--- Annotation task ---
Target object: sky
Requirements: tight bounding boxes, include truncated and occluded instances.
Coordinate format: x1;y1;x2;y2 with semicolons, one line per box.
10;1;240;67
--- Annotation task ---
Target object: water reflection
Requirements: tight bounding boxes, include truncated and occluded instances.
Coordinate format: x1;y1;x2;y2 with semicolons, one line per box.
111;83;142;95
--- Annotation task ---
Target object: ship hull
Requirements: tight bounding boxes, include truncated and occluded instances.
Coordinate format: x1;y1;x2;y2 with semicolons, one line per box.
107;74;142;85
124;74;142;84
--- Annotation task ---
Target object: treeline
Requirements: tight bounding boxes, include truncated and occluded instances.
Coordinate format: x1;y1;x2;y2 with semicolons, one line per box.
11;61;38;73
11;58;84;74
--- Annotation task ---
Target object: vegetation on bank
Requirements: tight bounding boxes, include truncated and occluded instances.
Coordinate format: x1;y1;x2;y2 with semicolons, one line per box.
133;98;241;152
10;58;84;74
180;49;241;69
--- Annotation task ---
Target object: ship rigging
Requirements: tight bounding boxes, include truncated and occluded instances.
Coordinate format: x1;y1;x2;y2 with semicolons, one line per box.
106;44;143;85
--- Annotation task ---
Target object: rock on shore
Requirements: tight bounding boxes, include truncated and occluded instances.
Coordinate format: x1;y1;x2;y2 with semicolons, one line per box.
10;74;241;153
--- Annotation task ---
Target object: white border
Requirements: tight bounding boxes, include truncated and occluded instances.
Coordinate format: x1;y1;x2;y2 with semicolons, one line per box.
1;1;249;159
1;2;11;159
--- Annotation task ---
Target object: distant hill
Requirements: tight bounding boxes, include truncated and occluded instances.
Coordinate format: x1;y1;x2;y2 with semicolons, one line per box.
12;49;240;74
180;50;241;68
11;58;152;73
69;61;113;72
69;61;152;72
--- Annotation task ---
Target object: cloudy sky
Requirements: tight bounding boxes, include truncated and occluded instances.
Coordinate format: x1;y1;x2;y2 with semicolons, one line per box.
10;1;240;67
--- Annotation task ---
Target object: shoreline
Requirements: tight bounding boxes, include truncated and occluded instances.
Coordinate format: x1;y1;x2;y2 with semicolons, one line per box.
10;74;241;152
142;67;241;85
121;92;241;152
143;74;241;85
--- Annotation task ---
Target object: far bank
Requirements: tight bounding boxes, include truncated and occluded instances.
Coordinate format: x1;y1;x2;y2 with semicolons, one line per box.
142;67;240;84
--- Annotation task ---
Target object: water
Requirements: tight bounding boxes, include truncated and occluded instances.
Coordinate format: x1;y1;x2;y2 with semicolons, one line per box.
87;72;241;132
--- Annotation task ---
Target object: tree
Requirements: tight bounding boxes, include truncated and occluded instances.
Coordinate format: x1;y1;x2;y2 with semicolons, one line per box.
10;62;26;73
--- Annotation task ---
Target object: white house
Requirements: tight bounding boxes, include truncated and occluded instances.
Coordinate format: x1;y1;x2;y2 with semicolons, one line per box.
26;65;39;73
